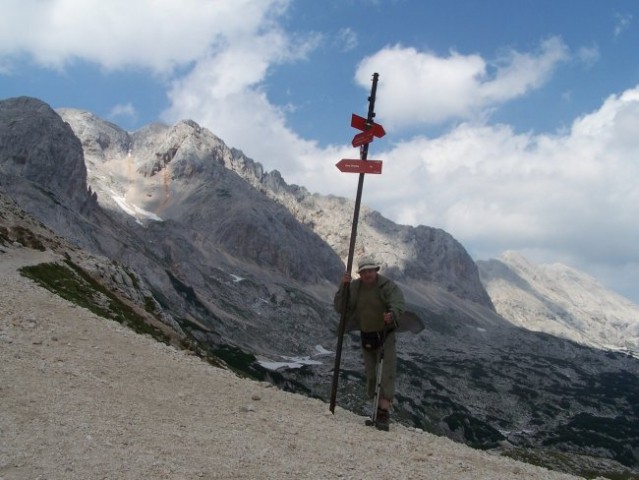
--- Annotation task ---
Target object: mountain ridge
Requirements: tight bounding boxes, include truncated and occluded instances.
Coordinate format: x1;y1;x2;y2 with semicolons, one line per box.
2;96;639;478
478;251;639;357
57;105;493;308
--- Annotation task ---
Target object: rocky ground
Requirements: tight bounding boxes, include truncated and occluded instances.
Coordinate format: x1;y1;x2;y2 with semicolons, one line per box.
0;245;588;480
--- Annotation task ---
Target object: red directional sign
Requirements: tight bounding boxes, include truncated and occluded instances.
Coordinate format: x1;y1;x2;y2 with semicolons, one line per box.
336;159;383;174
351;114;386;138
352;130;374;147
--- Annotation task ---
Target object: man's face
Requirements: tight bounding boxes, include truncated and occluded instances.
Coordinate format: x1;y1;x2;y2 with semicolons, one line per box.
359;268;378;286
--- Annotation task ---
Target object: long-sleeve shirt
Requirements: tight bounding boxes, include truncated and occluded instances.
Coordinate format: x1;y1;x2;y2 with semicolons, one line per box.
334;274;406;333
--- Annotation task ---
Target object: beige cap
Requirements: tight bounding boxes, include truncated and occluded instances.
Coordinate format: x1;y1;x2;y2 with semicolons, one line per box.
357;255;381;273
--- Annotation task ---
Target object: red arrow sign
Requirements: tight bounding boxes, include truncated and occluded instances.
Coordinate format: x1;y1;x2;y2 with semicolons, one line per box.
351;114;386;138
352;130;374;147
336;159;383;174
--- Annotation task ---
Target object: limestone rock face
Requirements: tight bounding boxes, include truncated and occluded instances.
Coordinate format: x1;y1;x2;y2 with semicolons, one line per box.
54;105;491;307
0;97;89;210
57;108;343;285
201;134;494;308
478;251;639;356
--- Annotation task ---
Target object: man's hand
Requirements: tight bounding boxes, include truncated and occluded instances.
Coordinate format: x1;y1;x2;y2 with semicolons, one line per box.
341;273;352;285
383;311;393;325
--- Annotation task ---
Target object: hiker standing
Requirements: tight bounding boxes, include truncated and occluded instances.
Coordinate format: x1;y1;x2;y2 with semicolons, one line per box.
334;255;406;431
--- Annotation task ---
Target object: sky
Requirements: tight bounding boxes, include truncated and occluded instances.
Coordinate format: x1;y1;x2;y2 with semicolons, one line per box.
1;0;639;303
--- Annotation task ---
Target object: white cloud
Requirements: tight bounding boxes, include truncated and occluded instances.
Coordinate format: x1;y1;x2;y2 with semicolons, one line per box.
109;102;137;121
162;17;322;177
335;28;358;52
576;45;600;67
0;0;290;72
614;13;633;38
354;37;569;130
362;86;639;292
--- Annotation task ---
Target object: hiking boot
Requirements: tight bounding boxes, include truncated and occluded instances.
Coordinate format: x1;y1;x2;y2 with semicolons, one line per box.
375;408;390;431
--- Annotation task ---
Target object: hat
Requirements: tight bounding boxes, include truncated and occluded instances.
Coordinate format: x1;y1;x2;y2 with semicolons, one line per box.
357;256;381;273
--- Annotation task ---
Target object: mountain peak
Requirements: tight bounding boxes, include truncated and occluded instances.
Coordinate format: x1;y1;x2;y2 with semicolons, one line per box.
0;97;90;211
478;252;639;355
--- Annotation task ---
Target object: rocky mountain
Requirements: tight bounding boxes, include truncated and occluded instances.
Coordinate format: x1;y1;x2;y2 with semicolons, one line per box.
478;251;639;357
2;96;639;478
0;97;89;211
56;106;492;307
55;108;344;285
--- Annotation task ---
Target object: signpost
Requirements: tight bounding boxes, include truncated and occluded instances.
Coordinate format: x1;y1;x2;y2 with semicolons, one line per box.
351;114;386;139
351;131;373;148
335;159;383;174
330;72;385;414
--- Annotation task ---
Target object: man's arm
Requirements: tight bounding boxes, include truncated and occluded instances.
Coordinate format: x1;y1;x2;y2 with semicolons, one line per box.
385;281;406;327
333;273;351;313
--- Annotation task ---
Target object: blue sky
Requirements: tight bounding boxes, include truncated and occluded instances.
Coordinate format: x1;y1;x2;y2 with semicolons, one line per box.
1;0;639;303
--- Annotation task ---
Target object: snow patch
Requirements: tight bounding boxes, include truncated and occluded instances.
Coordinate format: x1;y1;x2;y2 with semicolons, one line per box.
258;345;332;371
314;345;332;356
111;193;163;224
258;356;323;371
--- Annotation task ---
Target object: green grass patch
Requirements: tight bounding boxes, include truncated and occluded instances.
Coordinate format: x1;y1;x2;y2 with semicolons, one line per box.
19;260;169;344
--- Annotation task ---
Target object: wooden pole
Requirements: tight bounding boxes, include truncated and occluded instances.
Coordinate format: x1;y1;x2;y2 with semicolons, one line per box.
329;72;380;413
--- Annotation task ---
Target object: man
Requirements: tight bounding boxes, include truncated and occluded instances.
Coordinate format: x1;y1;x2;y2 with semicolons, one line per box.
333;255;405;431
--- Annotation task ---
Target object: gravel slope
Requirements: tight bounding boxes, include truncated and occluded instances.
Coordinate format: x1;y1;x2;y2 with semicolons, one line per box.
0;246;584;480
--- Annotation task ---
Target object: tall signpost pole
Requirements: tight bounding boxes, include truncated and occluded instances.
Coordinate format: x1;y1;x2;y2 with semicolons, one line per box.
330;73;385;413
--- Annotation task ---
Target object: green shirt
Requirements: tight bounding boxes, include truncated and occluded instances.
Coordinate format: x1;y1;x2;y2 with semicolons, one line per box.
356;283;386;332
334;274;406;333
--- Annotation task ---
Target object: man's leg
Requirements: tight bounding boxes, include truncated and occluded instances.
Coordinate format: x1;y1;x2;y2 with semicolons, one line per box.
362;348;378;399
375;332;396;431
